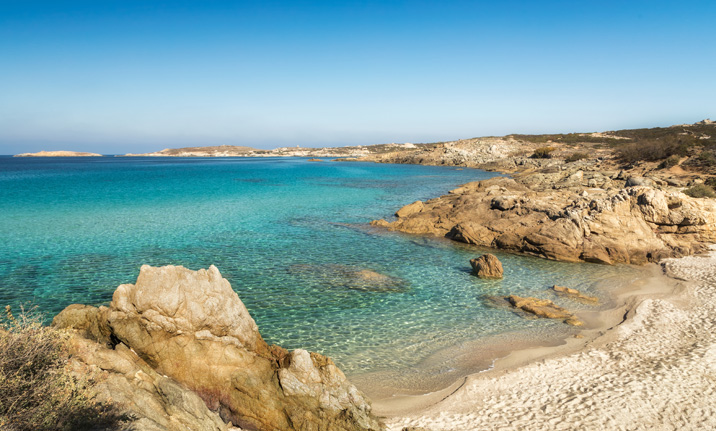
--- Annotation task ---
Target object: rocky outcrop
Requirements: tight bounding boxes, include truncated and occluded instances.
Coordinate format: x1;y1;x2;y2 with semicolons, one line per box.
53;265;383;431
372;177;716;265
506;295;583;326
14;150;103;157
470;254;504;279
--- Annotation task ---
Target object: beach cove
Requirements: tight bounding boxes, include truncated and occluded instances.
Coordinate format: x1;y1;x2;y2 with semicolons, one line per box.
0;156;646;380
3;146;716;429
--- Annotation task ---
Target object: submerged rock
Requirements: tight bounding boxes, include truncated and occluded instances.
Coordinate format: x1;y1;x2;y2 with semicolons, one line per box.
470;254;504;279
506;295;583;326
289;264;407;292
54;265;383;431
552;285;599;304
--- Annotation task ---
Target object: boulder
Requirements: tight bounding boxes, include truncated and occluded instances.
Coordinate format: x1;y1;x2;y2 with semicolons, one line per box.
625;177;654;187
470;254;504;279
54;265;383;431
506;295;583;326
395;201;424;218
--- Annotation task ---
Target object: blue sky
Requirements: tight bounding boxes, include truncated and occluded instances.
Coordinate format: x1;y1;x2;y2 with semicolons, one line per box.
1;0;714;154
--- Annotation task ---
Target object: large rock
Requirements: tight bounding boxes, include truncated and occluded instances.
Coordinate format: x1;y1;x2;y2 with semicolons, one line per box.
54;265;383;431
470;254;504;279
506;295;583;326
372;177;716;265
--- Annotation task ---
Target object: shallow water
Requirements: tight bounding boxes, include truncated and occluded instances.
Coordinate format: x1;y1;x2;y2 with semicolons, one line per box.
0;156;645;377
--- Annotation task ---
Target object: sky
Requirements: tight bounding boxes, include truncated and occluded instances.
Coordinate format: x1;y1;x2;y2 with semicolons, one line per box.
1;0;714;154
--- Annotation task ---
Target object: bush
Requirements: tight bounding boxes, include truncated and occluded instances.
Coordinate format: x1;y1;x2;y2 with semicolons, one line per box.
0;306;126;431
530;146;555;159
616;136;690;165
658;155;681;169
683;184;716;198
698;151;716;167
565;152;588;163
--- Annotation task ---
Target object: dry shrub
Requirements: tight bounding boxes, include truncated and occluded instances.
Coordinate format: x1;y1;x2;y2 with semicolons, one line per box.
565;152;588;163
530;146;555;159
0;306;126;431
616;136;689;164
684;184;716;199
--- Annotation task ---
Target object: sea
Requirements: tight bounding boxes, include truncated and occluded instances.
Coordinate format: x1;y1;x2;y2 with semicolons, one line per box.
0;156;646;387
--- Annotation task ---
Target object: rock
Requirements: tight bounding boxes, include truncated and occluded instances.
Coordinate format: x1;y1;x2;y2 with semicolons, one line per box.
506;295;583;326
307;158;325;162
395;201;424;218
370;219;391;228
375;177;716;265
625;177;654;187
55;265;383;431
289;264;406;292
470;254;504;279
552;285;599;304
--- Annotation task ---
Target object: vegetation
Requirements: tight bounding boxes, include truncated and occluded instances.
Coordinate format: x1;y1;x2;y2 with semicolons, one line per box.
0;306;126;431
683;184;716;199
697;151;716;167
510;133;623;146
616;135;691;165
530;146;555;159
658;155;681;169
565;152;589;163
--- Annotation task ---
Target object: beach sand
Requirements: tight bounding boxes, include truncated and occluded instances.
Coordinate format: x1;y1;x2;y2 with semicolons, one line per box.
379;246;716;430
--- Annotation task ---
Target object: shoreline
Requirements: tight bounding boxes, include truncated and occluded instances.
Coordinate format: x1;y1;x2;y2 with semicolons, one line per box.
380;246;716;430
351;260;679;415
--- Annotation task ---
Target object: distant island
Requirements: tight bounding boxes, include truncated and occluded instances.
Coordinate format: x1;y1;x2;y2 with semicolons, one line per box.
14;150;103;157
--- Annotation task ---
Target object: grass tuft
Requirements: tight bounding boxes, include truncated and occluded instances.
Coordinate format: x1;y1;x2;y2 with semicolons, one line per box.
0;305;127;431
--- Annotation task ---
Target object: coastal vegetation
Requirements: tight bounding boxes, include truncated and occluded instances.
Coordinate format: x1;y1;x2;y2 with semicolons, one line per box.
684;184;716;199
530;146;556;159
0;306;124;431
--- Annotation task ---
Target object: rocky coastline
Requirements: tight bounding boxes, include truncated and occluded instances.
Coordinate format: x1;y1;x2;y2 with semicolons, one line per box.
366;120;716;265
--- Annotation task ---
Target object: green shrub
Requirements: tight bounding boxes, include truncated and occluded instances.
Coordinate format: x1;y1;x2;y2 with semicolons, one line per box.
698;151;716;167
658;155;681;169
683;184;716;198
0;306;126;431
530;146;555;159
565;152;588;163
616;136;690;165
705;177;716;188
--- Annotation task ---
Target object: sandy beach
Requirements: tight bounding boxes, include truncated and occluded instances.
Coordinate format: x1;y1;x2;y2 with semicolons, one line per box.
381;246;716;430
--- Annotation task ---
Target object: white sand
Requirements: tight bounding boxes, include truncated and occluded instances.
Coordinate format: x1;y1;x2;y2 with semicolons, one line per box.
384;247;716;430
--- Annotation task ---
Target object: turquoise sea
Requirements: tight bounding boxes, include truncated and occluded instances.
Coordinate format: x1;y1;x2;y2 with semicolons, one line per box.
0;156;645;383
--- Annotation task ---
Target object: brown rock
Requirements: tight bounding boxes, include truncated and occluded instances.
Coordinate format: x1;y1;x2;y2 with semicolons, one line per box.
552;285;599;304
470;254;504;279
55;265;383;431
370;219;391;228
307;158;325;162
506;295;583;326
379;177;716;265
395;200;424;218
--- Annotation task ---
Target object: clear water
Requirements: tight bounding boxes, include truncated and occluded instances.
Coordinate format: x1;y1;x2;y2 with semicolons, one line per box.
0;156;645;377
